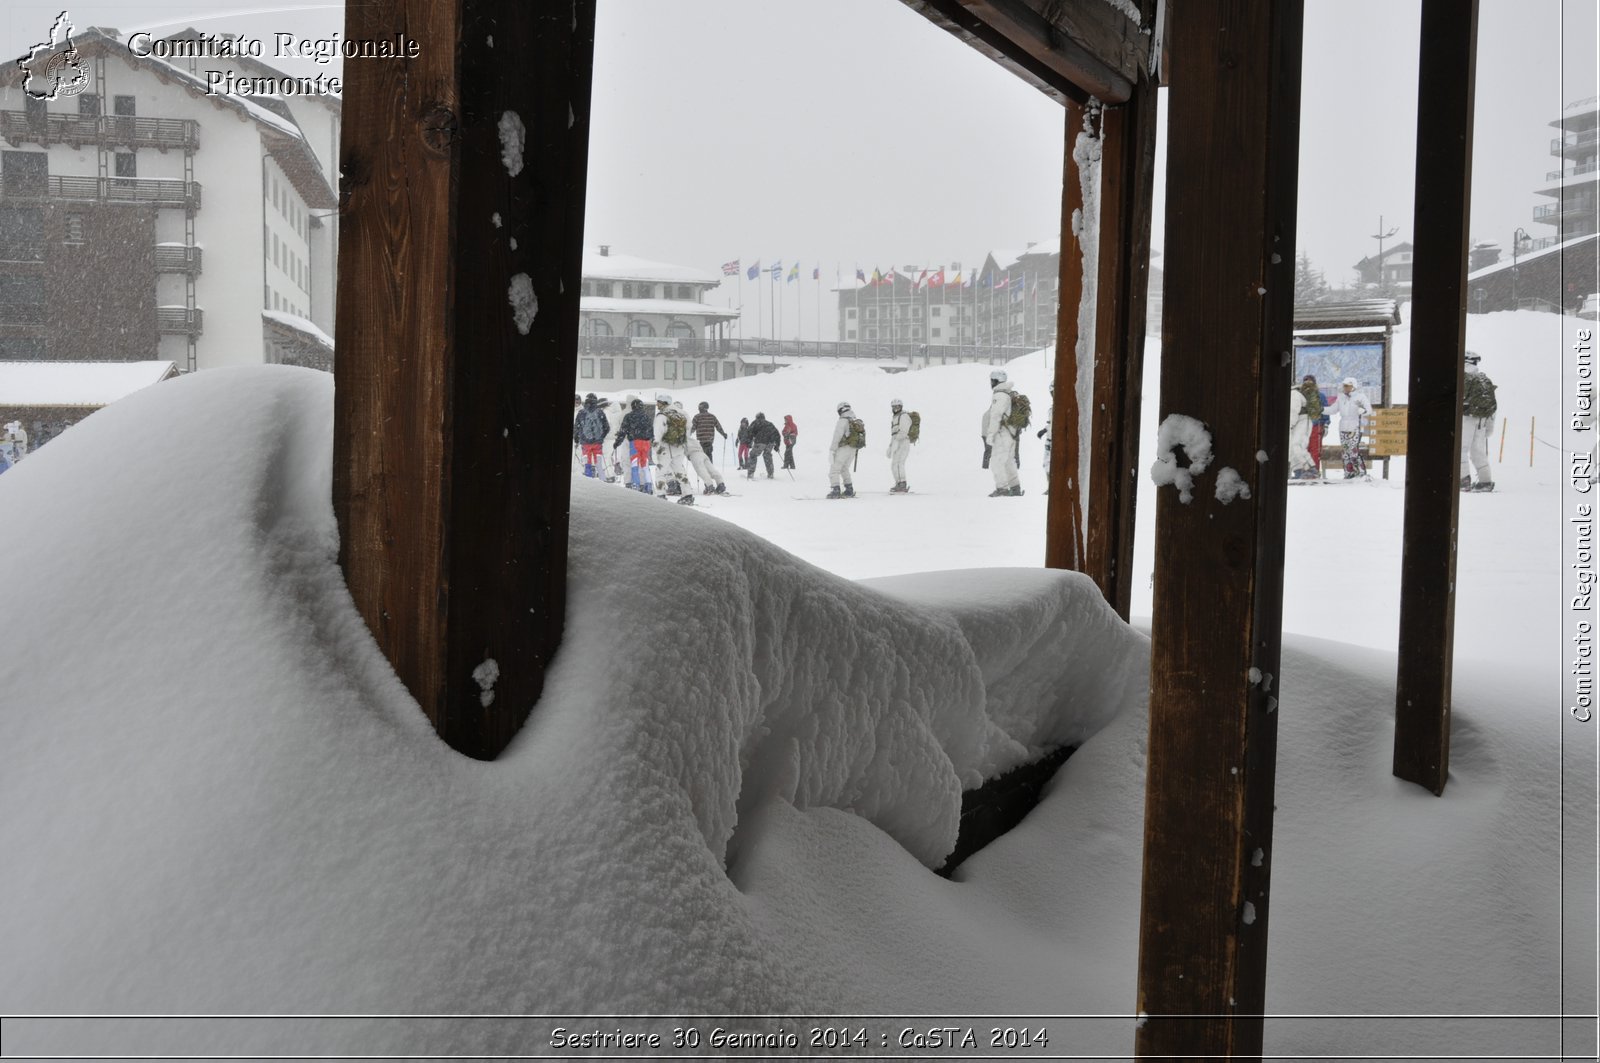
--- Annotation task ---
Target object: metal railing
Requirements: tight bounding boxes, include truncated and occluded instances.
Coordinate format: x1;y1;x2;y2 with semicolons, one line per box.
154;245;203;273
0;175;204;210
0;110;199;150
1551;128;1599;154
156;306;204;334
576;334;1040;364
1545;161;1600;182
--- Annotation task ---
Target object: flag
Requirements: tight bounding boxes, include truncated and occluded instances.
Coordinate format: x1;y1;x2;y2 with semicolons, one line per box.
995;272;1011;291
980;271;992;288
949;271;963;288
913;269;929;290
747;261;761;281
870;268;884;285
1012;272;1026;300
885;269;898;286
928;269;945;289
721;259;740;276
855;267;866;283
769;261;783;278
787;263;799;283
813;264;820;280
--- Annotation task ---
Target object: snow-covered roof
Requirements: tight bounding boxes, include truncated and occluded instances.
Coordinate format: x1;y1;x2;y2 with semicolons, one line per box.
0;359;177;407
262;309;334;351
580;297;738;320
1467;230;1598;280
582;251;721;285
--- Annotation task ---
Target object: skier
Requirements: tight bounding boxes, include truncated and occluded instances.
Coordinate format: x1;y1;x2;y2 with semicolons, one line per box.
613;396;655;493
602;396;627;482
826;402;863;499
736;417;753;472
1;419;27;466
886;398;913;493
1299;375;1326;478
982;369;1024;496
1326;376;1374;481
680;402;728;495
1288;384;1316;479
573;393;611;478
781;415;799;470
1461;351;1498;492
691;401;728;461
747;412;781;479
652;393;696;503
1036;383;1054;492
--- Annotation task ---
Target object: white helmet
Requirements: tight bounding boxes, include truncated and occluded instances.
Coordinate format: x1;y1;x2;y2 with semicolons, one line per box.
837;402;852;415
990;369;1007;384
890;398;903;407
656;391;672;404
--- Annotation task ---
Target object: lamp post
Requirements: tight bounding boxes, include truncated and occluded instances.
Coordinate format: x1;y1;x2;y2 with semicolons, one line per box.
1370;214;1399;295
1511;227;1532;308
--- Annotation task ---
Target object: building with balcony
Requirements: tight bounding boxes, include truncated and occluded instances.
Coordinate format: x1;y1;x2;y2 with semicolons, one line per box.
576;247;739;389
1533;96;1599;249
0;25;338;372
1352;241;1414;295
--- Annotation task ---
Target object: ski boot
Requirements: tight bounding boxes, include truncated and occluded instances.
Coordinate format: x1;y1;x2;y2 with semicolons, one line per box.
1472;480;1495;492
677;494;696;506
826;485;842;499
1008;485;1025;496
1460;476;1473;491
841;484;855;498
988;488;1008;498
714;482;727;495
889;481;908;494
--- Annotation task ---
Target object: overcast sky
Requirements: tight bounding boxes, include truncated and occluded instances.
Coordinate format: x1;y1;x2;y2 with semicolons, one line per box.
5;0;1596;337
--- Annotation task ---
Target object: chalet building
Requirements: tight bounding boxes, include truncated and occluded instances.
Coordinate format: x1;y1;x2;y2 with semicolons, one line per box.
1532;95;1598;250
0;26;338;372
576;247;738;389
1352;240;1414;294
1466;231;1598;315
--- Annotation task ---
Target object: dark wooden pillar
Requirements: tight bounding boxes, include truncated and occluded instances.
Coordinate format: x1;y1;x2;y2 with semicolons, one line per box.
1135;0;1302;1056
1393;0;1478;796
1076;69;1158;616
1047;97;1091;570
333;2;595;759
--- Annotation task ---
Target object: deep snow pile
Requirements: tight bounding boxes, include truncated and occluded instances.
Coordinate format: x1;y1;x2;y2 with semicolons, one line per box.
1;336;1590;1056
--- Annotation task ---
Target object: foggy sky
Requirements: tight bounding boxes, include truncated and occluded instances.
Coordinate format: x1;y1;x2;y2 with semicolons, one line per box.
4;0;1595;339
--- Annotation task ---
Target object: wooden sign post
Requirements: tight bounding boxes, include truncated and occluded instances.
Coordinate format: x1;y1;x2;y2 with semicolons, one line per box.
333;2;596;759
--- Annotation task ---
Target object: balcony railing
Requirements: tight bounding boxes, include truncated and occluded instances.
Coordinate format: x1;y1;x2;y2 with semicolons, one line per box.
154;245;203;273
156;306;204;335
0;175;202;210
1532;201;1593;222
1545;161;1600;182
0;111;199;151
1551;128;1599;156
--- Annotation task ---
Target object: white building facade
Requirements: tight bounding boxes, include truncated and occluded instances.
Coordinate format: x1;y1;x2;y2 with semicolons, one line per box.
576;247;738;389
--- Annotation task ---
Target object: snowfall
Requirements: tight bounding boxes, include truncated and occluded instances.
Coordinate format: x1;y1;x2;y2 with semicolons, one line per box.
1;308;1594;1060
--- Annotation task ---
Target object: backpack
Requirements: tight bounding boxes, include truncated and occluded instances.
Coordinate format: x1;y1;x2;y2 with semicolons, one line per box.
1463;374;1497;418
843;417;867;449
662;409;688;445
1004;391;1032;430
907;411;921;443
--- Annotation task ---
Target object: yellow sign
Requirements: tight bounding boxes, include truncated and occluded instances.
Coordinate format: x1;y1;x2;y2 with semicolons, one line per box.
1367;406;1408;456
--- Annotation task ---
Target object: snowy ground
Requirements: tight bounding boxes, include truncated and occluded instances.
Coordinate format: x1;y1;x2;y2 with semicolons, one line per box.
0;310;1594;1058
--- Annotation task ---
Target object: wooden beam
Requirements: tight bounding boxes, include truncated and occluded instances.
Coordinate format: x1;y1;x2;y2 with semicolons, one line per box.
1077;69;1158;615
1134;0;1302;1056
1047;97;1091;570
333;1;595;760
1393;0;1478;795
899;0;1147;104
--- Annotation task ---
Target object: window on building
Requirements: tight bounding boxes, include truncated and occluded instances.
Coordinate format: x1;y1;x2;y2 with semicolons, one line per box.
622;358;637;378
580;358;595;378
590;318;613;337
64;213;84;244
866;328;877;340
866;308;877;320
682;361;696;381
847;329;857;339
113;95;136;117
677;285;692;300
622;282;634;299
630;320;655;337
77;94;100;117
742;365;758;377
0;208;44;261
846;308;857;318
581;281;592;296
274;235;281;267
667;321;694;338
723;361;736;379
640;361;655;380
595;282;612;297
662;360;676;380
932;306;941;317
704;361;718;381
113;152;136;178
1;151;48;197
599;358;614;379
0;336;45;359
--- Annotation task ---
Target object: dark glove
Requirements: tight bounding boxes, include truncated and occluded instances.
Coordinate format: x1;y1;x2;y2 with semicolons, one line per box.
982;443;992;469
1036;428;1048;439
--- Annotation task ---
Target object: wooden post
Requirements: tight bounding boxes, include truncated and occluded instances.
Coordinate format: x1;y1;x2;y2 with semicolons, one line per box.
1048;97;1091;571
1135;0;1302;1056
333;2;595;760
1075;68;1158;617
1393;0;1477;795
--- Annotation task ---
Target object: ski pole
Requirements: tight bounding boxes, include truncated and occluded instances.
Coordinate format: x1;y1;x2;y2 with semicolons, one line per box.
1498;416;1507;463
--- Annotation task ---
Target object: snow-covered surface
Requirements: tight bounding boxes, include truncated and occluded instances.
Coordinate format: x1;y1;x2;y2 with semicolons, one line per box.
0;359;177;407
261;309;334;351
579;296;739;319
582;250;722;285
0;310;1593;1057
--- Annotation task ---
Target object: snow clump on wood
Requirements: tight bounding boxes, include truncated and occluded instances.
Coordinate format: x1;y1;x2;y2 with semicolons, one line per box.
1149;413;1212;503
497;110;525;177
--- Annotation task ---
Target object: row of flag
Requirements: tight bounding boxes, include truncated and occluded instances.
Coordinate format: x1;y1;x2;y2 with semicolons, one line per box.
721;259;1037;296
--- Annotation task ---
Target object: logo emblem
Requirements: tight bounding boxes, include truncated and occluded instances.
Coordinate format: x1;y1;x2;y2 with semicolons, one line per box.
19;12;88;100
